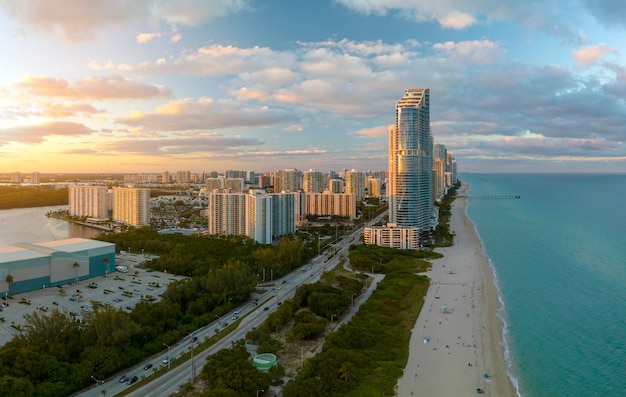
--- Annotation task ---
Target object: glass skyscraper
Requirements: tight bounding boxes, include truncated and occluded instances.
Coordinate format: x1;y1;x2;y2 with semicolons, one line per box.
388;88;433;235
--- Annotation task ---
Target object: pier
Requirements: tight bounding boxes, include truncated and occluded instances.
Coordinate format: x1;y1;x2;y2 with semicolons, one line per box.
458;195;520;199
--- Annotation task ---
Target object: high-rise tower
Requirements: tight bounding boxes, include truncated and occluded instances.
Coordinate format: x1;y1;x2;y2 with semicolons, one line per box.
388;88;433;235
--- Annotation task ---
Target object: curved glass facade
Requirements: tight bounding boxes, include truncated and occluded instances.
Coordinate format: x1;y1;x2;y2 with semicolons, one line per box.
388;89;433;234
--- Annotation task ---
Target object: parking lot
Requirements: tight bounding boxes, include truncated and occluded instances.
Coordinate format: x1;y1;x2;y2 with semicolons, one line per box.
0;253;184;346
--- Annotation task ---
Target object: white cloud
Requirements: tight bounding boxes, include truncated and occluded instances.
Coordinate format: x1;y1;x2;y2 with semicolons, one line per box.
137;32;161;43
0;0;252;42
438;11;477;29
572;43;617;68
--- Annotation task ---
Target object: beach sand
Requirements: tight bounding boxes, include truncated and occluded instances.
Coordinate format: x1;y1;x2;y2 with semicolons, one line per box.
396;182;516;397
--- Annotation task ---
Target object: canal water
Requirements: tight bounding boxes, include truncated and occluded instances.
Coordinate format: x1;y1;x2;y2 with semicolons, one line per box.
0;205;102;247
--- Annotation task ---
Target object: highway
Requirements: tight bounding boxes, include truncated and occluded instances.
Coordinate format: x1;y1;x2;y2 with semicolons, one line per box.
75;217;383;397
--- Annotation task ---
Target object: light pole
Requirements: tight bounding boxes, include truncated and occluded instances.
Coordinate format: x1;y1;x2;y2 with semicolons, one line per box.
90;375;103;387
351;293;356;308
163;343;171;369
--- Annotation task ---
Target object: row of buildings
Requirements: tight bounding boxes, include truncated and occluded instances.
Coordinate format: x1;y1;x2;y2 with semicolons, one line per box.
68;88;455;251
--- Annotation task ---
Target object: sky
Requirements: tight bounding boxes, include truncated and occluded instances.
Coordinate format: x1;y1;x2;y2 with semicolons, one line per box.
1;0;625;174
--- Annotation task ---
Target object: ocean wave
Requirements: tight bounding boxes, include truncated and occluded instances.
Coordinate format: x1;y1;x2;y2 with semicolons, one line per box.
465;197;523;397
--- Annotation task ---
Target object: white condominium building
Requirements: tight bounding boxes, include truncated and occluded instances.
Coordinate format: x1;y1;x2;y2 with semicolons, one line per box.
346;169;366;201
303;170;324;193
329;179;343;194
363;224;420;250
247;190;272;244
206;177;225;191
112;187;150;227
207;192;247;237
207;190;296;244
69;185;110;219
273;169;302;193
224;178;244;193
304;192;356;219
367;177;383;197
271;192;297;237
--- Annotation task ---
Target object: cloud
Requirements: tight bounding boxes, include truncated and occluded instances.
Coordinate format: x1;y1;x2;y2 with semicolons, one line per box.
0;0;252;42
137;32;161;43
350;126;388;138
94;132;264;156
433;40;502;64
438;11;477;29
37;101;106;118
571;43;617;67
116;98;299;130
0;121;95;144
583;0;626;29
13;74;172;100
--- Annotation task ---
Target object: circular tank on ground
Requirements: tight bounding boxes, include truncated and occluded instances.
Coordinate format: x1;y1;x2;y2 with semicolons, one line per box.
253;353;277;371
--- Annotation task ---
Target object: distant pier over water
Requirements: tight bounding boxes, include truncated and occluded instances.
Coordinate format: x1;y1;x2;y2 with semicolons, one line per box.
458;195;521;199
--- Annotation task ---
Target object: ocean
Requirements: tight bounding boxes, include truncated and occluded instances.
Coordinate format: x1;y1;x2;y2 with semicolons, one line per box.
462;173;626;397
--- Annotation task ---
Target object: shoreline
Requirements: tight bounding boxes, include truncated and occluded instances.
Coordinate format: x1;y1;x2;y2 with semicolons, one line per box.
396;181;516;397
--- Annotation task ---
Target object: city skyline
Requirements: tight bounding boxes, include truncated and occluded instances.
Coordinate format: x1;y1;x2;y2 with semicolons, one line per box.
1;1;626;174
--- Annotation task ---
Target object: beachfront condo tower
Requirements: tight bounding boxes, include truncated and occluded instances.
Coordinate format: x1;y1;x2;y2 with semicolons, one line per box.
388;88;433;237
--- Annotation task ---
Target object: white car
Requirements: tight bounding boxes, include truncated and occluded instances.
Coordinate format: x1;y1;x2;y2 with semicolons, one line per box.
162;356;170;364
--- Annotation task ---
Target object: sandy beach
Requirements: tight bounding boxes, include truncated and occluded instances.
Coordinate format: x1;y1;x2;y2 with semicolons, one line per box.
396;182;516;397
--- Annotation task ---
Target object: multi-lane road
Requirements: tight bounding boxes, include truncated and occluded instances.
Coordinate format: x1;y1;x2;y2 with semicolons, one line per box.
75;218;383;397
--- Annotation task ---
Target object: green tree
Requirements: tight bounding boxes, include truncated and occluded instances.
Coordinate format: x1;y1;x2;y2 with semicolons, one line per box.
103;257;110;276
201;344;270;395
5;274;13;296
72;262;80;284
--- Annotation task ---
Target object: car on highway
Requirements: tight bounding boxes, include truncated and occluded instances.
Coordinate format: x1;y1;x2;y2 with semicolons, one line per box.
264;306;269;311
119;374;128;383
162;356;170;365
143;363;153;370
127;375;138;385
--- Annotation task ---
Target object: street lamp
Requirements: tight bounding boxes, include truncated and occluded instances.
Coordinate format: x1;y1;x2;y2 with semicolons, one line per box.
90;375;103;387
163;343;171;369
351;293;356;308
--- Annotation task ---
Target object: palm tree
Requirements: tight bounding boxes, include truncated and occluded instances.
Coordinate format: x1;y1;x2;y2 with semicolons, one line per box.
73;262;80;284
5;274;13;297
103;257;110;276
338;362;358;383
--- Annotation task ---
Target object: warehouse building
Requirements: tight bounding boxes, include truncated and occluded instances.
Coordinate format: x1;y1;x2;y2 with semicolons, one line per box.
0;238;115;296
